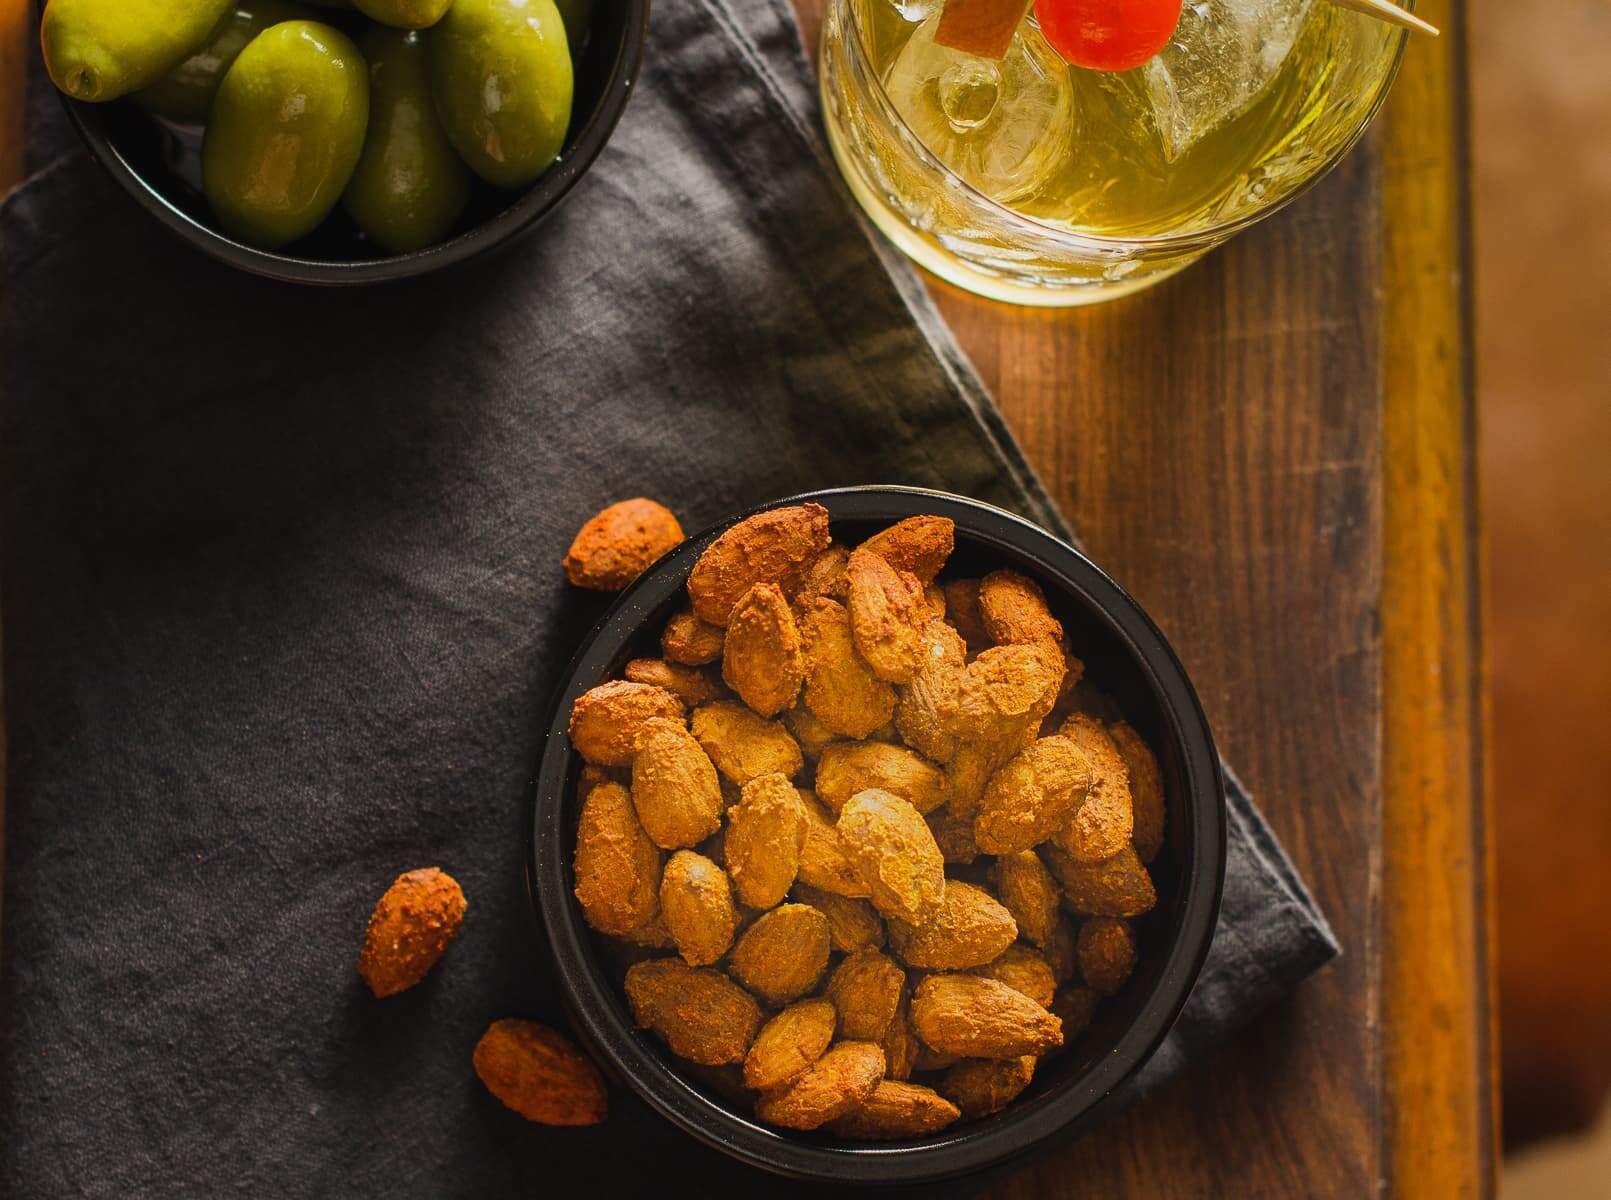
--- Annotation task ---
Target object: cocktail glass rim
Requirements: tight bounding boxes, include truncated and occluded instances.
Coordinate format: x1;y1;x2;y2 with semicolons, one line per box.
837;0;1413;253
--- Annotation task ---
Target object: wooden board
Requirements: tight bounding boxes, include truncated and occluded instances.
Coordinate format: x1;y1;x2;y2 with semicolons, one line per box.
0;0;1493;1193
1379;1;1497;1193
926;103;1389;1200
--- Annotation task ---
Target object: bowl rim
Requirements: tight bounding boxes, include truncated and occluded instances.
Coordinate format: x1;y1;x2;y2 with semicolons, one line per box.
41;0;651;286
528;485;1227;1185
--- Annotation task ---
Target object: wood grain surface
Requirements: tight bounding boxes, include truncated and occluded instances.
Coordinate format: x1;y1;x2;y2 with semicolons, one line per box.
1378;2;1497;1194
924;86;1391;1200
0;0;1492;1193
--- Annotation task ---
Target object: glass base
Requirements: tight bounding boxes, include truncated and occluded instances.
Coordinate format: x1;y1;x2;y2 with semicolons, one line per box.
823;93;1199;308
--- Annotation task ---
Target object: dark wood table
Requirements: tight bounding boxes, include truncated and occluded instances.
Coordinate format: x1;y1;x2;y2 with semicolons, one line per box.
0;2;1492;1194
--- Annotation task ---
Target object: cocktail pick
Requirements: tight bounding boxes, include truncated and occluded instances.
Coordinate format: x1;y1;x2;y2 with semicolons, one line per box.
1328;0;1441;36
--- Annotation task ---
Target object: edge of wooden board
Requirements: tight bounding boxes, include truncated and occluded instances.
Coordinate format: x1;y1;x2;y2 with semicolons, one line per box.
1379;0;1498;1194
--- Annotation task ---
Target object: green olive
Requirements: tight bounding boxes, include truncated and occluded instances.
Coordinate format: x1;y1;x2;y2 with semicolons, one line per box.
202;21;370;249
429;0;573;189
133;2;312;123
343;28;470;254
41;0;234;102
352;0;453;29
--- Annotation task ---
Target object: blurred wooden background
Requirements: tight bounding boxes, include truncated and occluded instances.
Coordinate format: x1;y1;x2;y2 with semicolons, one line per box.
1473;0;1611;1172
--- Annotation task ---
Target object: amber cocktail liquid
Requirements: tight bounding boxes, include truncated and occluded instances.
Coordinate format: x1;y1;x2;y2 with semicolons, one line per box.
821;0;1409;305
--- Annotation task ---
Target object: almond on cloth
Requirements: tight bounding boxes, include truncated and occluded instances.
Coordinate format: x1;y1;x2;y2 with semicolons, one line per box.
625;958;763;1066
687;503;831;626
357;866;467;998
563;498;684;591
721;583;805;717
473;1019;608;1126
910;974;1063;1058
753;1041;886;1130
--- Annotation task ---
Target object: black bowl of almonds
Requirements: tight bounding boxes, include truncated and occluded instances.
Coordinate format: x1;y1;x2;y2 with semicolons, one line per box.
530;485;1225;1184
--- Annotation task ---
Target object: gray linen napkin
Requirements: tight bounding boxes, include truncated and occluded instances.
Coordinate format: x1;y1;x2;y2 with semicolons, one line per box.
0;1;1337;1195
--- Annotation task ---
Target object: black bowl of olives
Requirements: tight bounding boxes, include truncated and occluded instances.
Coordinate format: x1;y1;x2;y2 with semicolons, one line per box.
38;0;649;284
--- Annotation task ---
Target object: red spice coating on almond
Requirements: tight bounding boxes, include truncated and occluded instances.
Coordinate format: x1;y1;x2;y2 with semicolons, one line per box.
564;499;685;591
357;867;467;998
687;503;831;626
473;1019;608;1126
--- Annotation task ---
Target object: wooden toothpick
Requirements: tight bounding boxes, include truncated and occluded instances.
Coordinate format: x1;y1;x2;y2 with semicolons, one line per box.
1328;0;1440;36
